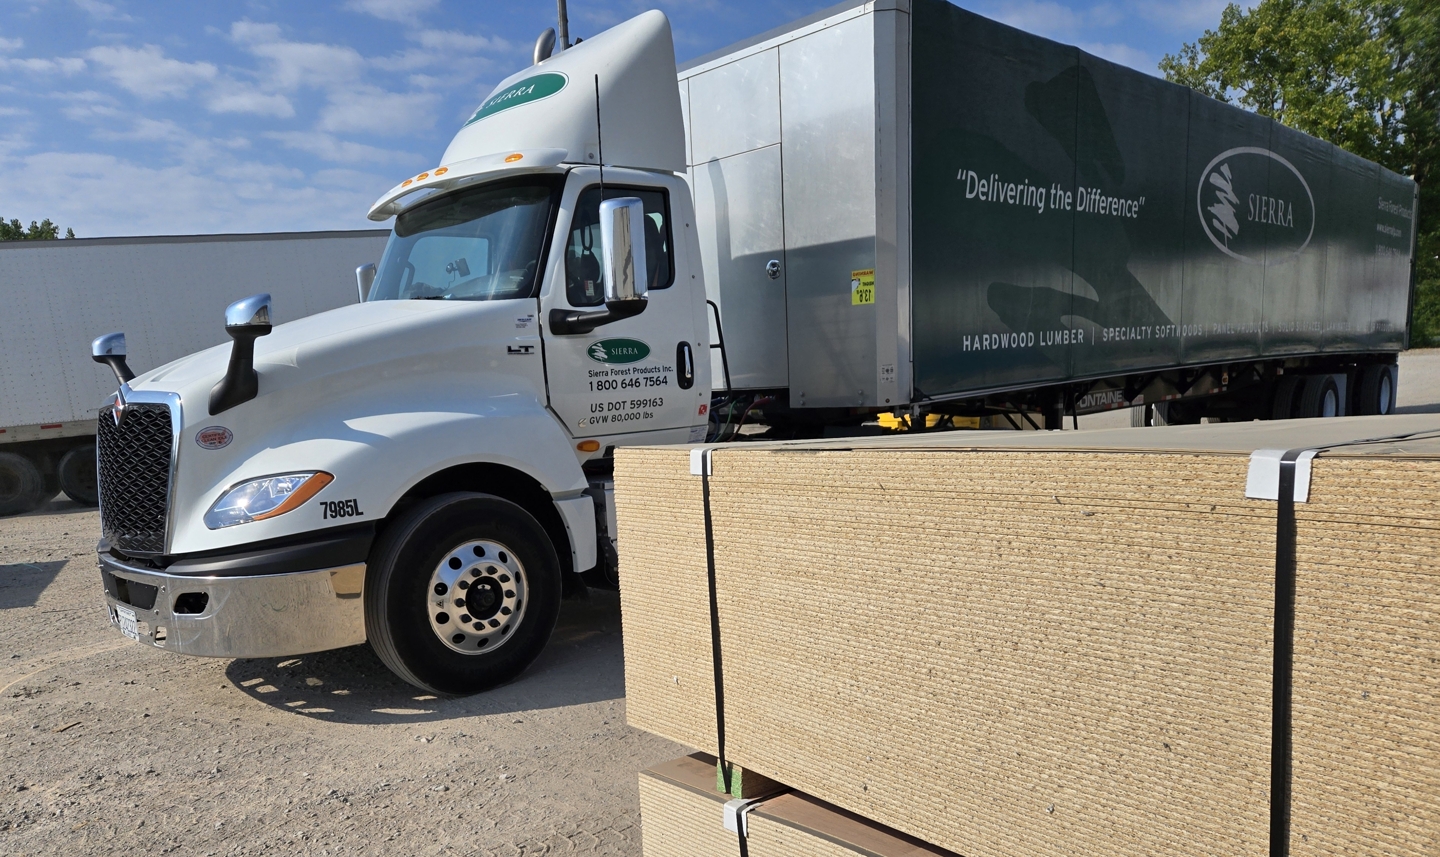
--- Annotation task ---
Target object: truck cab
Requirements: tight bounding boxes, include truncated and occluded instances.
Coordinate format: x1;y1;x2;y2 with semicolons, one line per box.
95;12;708;694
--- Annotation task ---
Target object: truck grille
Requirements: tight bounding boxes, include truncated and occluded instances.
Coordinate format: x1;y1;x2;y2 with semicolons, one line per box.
97;403;175;554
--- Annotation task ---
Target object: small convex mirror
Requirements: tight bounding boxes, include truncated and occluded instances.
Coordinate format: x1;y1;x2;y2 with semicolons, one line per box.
599;197;648;304
356;263;377;302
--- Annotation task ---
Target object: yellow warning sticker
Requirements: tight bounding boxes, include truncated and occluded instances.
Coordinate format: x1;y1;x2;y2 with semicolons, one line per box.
850;269;875;305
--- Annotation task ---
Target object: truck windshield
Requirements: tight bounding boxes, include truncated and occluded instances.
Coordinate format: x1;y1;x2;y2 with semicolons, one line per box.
369;177;561;302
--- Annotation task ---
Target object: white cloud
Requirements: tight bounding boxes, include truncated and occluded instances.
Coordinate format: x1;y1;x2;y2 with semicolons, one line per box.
1130;0;1250;33
0;148;386;236
1080;41;1157;74
266;130;418;165
0;36;23;53
343;0;440;23
207;80;295;118
73;0;133;22
93;116;190;142
369;48;442;73
0;56;87;75
228;21;284;44
86;44;217;97
318;86;439;135
413;29;511;53
982;1;1092;41
230;21;366;90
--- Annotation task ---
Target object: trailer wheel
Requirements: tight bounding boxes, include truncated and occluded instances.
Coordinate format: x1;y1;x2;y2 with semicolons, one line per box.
365;492;562;695
0;452;48;516
58;445;99;506
1355;364;1397;415
1297;375;1341;418
1271;376;1303;420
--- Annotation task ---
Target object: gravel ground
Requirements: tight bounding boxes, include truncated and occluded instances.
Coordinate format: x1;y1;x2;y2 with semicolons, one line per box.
0;505;682;856
3;349;1437;856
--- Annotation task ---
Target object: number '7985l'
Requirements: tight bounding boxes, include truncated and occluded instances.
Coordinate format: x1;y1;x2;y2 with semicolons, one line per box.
322;499;363;519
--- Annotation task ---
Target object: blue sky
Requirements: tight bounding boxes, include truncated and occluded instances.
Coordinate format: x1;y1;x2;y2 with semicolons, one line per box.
0;0;1239;237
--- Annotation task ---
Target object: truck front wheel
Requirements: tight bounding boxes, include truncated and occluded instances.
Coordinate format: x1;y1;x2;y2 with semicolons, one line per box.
365;492;562;695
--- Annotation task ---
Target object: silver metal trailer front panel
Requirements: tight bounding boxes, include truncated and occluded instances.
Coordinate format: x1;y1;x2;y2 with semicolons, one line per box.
0;230;388;432
680;1;910;406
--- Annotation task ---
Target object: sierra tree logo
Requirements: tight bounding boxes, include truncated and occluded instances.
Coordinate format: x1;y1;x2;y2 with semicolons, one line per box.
587;338;650;364
1198;147;1315;265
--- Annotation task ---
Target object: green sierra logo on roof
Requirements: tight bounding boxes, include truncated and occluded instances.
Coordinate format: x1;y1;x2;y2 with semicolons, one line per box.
464;73;568;127
587;338;650;364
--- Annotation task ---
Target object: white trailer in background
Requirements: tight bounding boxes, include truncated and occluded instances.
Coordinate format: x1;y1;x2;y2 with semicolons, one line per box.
0;230;388;515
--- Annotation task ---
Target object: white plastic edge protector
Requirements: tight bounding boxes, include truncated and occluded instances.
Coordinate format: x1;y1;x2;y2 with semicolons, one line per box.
1245;448;1318;502
722;797;761;837
689;446;716;476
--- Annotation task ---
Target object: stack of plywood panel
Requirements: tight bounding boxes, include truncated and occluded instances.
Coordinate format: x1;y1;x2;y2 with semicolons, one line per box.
616;415;1440;857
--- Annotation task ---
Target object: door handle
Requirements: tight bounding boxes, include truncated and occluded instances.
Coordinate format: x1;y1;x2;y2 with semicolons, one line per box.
765;259;781;280
676;342;695;389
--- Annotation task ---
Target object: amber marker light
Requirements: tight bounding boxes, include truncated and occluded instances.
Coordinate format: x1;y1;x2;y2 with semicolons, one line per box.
505;153;524;163
417;172;430;180
577;440;601;453
401;179;413;187
252;472;335;521
434;167;448;175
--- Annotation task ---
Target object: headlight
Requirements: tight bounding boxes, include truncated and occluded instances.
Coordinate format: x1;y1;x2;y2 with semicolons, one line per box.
204;472;334;529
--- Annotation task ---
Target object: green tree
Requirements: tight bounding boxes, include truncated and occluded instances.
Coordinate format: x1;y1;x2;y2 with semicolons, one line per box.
1161;0;1440;346
0;218;75;240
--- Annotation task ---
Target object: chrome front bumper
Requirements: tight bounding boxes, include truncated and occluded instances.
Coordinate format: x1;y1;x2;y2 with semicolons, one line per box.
99;552;367;658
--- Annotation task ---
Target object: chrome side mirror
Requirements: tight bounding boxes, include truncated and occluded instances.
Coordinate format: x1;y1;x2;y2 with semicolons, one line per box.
547;198;651;335
210;293;273;415
356;263;377;302
600;197;648;304
91;331;135;385
224;293;272;330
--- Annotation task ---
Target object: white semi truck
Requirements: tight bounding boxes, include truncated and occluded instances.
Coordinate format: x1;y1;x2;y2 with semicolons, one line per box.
0;230;386;515
93;2;1415;694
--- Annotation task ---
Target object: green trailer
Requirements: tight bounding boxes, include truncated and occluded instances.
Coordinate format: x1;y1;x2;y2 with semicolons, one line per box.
680;0;1416;427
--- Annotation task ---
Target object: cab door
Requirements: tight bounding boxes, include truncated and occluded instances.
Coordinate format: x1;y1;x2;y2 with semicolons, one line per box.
541;169;708;443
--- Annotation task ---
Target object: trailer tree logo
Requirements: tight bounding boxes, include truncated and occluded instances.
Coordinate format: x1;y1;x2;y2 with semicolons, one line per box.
1198;147;1315;266
587;338;650;364
465;72;568;127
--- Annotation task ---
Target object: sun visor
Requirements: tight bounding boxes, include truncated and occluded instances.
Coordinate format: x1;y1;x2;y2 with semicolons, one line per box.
366;148;568;221
439;10;686;175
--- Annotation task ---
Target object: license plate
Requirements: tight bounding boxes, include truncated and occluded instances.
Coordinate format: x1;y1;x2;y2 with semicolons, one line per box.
116;606;140;642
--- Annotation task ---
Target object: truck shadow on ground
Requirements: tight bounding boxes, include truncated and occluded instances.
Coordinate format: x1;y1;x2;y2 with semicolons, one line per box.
224;590;626;723
17;495;96;517
0;560;69;609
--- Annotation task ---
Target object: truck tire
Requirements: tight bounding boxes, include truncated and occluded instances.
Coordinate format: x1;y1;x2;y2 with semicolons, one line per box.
1297;375;1341;418
365;492;562;695
58;445;99;506
1355;364;1397;415
1271;376;1303;420
0;452;48;516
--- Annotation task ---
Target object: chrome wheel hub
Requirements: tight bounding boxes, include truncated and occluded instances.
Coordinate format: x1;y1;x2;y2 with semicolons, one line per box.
426;539;527;655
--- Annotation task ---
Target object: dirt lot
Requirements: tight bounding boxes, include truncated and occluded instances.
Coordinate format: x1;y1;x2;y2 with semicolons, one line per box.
0;506;682;856
3;349;1437;856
